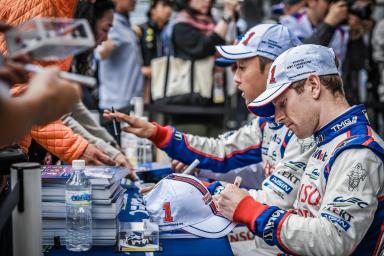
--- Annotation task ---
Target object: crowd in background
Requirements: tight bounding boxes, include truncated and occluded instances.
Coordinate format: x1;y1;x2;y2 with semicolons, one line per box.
79;0;384;137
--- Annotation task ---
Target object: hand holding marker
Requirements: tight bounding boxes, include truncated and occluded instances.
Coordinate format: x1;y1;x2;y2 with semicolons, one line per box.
111;106;120;146
182;159;201;175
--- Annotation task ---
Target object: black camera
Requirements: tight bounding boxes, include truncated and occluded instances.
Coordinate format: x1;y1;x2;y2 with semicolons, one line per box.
347;0;372;20
330;0;372;21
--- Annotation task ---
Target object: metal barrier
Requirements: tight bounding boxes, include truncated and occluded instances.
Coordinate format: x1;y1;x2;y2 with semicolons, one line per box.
0;162;41;256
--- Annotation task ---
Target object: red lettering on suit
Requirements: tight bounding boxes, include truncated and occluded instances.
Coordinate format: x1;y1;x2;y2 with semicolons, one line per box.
299;184;321;206
297;209;313;217
264;161;275;177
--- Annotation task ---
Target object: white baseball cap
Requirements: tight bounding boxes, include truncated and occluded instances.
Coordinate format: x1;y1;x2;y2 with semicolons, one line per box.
143;173;235;238
248;44;340;117
216;23;302;61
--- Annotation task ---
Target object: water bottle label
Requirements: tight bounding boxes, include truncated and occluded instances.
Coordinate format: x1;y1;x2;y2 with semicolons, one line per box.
65;190;92;205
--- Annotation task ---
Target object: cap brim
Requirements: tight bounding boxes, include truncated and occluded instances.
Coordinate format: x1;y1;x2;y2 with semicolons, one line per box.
247;102;275;117
215;57;235;67
216;45;257;60
182;215;236;238
247;82;291;117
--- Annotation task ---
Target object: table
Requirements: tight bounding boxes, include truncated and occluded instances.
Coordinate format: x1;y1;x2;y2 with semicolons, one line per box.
45;167;234;256
45;238;233;256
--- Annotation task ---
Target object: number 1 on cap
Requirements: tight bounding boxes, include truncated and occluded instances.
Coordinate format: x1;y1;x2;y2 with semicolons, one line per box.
163;202;174;222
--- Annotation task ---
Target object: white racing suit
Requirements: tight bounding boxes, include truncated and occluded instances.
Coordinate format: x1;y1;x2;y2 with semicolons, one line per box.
233;105;384;255
150;117;315;254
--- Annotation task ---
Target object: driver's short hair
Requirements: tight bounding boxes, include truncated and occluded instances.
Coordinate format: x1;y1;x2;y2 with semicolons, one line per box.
290;57;344;96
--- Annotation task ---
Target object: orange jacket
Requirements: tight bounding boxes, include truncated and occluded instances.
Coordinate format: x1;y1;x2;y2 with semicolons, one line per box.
0;0;89;162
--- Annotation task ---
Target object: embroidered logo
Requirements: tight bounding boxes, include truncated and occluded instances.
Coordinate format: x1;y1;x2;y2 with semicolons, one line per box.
242;32;255;46
347;163;367;191
202;192;212;205
175;131;183;140
311;148;328;161
298;138;315;153
269;65;277;84
330;116;358;132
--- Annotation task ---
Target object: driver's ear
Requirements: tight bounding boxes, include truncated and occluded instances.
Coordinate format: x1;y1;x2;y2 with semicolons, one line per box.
306;74;321;99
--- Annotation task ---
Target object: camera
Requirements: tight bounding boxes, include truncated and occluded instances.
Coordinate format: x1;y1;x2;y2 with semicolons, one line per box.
329;0;372;25
332;0;373;20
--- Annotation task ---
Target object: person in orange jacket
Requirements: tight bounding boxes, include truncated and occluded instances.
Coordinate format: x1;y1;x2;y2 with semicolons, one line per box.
0;0;117;166
0;36;81;147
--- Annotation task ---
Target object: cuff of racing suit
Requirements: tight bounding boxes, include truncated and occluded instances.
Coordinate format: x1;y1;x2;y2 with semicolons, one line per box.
233;195;269;232
201;181;212;187
149;122;173;148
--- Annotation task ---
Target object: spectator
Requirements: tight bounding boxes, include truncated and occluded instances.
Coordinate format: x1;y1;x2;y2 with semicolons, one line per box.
68;0;134;172
239;0;264;29
138;0;173;102
0;61;80;147
281;0;306;16
270;0;306;21
280;0;349;64
372;19;384;103
0;0;116;166
172;0;237;61
97;0;144;136
139;0;173;67
167;0;239;136
73;0;115;110
342;1;374;104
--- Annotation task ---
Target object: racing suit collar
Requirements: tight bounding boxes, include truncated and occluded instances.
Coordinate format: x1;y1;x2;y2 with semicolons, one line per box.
314;104;370;146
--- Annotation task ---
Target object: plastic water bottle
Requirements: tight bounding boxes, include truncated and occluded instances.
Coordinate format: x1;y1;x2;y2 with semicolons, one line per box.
65;160;92;251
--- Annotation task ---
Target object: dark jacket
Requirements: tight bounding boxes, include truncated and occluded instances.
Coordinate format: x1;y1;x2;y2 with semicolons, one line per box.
139;20;169;66
172;23;225;60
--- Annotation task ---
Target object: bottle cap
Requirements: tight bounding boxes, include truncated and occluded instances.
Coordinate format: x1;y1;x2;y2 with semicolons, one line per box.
72;159;85;170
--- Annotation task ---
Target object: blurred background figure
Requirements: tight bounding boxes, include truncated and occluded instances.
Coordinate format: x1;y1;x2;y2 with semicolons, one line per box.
280;0;349;64
138;0;173;103
163;0;238;136
282;0;306;15
341;0;375;104
239;0;264;29
69;0;134;170
372;19;384;102
270;0;306;20
73;0;115;110
97;0;144;135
